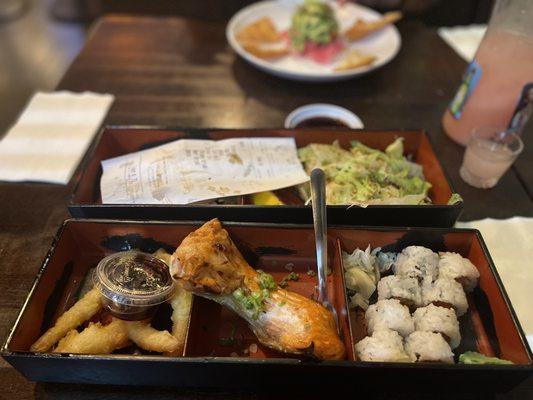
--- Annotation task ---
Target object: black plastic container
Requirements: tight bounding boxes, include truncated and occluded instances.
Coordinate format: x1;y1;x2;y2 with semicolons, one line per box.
68;127;463;227
2;219;531;392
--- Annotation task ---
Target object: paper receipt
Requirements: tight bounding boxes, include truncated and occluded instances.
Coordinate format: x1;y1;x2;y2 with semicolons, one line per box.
100;137;310;204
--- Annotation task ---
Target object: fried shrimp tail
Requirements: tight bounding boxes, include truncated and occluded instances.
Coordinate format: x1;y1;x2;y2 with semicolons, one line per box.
126;321;180;353
165;286;193;356
54;317;129;354
31;287;103;352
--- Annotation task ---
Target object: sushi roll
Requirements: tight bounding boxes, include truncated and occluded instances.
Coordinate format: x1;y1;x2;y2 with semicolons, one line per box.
377;275;423;308
413;304;461;349
422;277;468;316
393;246;439;283
405;331;454;363
355;329;412;362
366;299;415;337
438;252;480;292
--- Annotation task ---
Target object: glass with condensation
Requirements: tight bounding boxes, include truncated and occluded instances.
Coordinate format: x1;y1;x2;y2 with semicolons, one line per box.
460;126;523;189
442;0;533;145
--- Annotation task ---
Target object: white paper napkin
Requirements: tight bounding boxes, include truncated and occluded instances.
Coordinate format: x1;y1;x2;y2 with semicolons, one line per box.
438;24;487;62
0;91;115;185
456;217;533;349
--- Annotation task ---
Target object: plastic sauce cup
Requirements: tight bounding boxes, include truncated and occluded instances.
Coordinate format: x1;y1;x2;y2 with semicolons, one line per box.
94;251;175;320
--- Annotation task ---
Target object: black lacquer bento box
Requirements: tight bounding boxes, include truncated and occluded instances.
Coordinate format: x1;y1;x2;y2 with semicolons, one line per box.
2;219;531;392
68;127;463;227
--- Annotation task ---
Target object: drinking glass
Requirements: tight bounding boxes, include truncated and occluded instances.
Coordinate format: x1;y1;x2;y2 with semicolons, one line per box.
459;126;524;189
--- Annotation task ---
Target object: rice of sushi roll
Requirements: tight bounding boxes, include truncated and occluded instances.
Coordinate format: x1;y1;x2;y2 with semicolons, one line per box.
422;277;468;316
393;246;439;283
438;252;480;292
355;329;412;362
366;299;415;337
405;331;454;363
377;275;423;308
413;304;461;349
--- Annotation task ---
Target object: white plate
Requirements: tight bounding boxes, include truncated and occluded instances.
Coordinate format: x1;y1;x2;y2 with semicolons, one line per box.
226;0;402;82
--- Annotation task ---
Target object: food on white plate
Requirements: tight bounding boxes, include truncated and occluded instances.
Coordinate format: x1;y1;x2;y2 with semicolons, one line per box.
54;317;130;354
404;331;454;363
438;252;480;292
334;50;377;71
298;138;432;206
365;299;415;337
345;11;403;41
290;0;343;63
393;246;440;284
30;286;103;352
377;275;423;309
234;0;402;68
422;277;469;317
170;218;346;360
241;42;290;60
236;16;282;44
413;304;461;349
355;328;411;362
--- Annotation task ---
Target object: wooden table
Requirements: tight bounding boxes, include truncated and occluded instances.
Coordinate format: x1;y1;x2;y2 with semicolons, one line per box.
0;15;531;399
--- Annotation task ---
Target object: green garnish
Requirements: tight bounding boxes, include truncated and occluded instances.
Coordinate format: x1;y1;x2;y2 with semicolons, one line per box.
232;271;277;320
290;0;339;52
257;270;277;291
279;272;300;288
298;138;432;206
459;351;513;365
448;193;464;205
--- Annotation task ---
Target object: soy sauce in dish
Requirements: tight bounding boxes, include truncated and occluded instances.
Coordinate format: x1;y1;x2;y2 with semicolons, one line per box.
95;251;175;320
295;117;349;128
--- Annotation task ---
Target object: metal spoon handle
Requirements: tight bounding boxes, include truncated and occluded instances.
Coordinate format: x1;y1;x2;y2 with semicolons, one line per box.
310;168;328;304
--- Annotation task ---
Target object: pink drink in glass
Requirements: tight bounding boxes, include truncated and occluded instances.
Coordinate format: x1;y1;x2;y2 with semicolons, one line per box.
443;29;533;145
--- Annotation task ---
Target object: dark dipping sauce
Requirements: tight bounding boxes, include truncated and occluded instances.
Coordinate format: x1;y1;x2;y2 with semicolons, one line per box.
295;117;349;128
96;251;174;320
109;253;170;292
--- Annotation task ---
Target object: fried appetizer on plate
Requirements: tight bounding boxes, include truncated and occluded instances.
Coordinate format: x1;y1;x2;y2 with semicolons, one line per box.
31;286;102;352
334;50;376;71
170;218;346;360
345;11;402;42
241;43;290;60
236;17;281;45
236;17;289;60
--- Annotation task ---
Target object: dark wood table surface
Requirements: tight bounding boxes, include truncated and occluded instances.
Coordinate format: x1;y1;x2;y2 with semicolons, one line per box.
0;15;531;400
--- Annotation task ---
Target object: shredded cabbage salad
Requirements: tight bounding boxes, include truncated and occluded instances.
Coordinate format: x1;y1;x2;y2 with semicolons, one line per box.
298;138;432;206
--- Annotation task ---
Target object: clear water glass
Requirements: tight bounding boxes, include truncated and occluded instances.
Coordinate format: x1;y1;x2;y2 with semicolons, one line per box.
460;126;524;189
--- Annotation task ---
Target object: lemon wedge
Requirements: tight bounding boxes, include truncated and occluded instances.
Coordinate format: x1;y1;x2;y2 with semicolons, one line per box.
251;191;283;205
